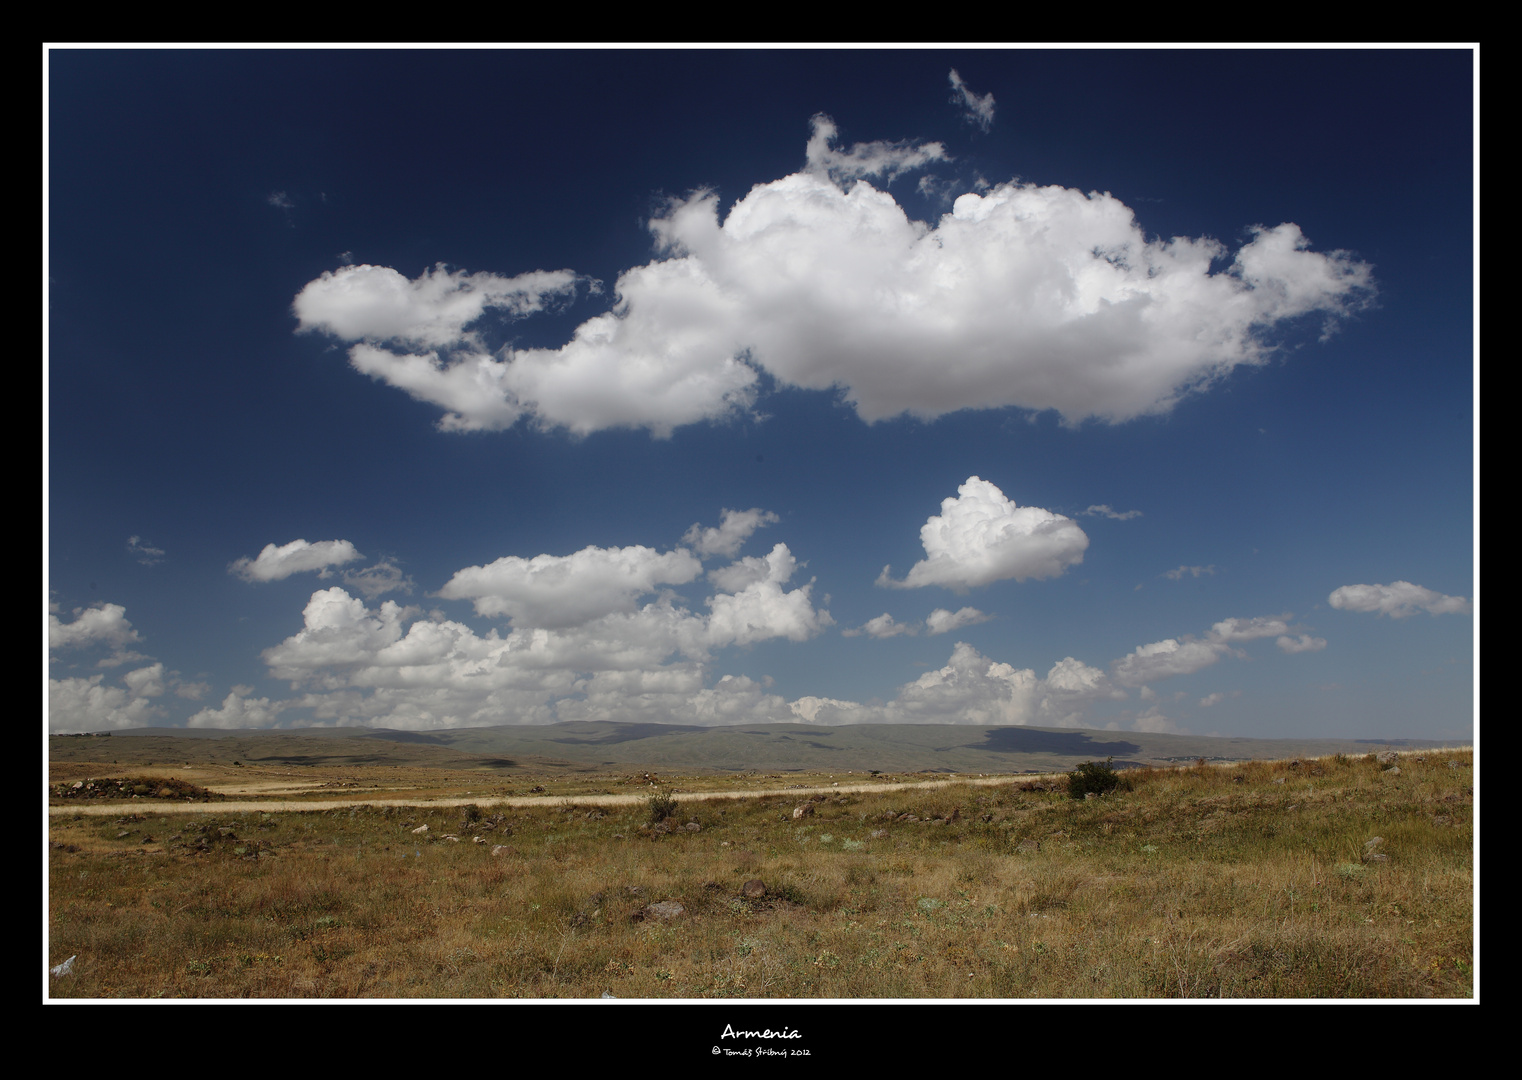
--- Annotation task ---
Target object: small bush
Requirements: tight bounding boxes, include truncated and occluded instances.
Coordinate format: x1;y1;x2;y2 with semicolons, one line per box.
1068;758;1127;800
646;789;679;824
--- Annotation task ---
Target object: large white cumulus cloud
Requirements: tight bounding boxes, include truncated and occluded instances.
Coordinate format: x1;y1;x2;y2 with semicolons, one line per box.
879;476;1088;591
1328;581;1470;618
294;118;1372;437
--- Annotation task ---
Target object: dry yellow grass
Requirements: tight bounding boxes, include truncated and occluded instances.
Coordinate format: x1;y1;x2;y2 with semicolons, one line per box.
45;749;1474;999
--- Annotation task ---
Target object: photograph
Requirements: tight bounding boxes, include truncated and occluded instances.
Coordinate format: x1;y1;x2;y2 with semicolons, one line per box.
45;45;1477;1006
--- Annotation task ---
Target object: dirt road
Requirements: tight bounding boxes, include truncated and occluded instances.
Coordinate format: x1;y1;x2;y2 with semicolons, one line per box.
47;774;1052;817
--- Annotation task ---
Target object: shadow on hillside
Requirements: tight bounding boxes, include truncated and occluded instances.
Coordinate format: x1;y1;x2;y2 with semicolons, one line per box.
974;729;1143;757
548;723;710;745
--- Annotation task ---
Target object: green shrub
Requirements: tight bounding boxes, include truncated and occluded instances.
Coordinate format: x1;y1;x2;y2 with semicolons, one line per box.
1068;758;1127;800
646;789;679;824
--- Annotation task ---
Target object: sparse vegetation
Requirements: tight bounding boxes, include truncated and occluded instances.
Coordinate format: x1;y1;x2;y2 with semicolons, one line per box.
645;789;679;825
46;748;1473;999
1068;758;1128;800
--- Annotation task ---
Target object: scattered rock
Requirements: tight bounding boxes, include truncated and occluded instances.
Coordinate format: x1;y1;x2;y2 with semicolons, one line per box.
50;955;75;977
411;824;429;835
1384;766;1401;776
685;822;701;832
490;845;513;857
50;775;222;802
1362;837;1389;863
792;804;814;819
742;879;766;899
1273;777;1286;785
1377;751;1400;764
869;829;888;839
633;900;684;922
1016;839;1041;854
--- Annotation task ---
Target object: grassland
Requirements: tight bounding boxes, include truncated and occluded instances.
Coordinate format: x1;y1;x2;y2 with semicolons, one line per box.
46;744;1474;1000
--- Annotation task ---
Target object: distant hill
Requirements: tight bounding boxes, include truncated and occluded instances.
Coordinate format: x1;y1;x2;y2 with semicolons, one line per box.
54;722;1471;776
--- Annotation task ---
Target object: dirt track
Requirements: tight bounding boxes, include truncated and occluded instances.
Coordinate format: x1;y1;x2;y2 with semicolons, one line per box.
46;775;1051;817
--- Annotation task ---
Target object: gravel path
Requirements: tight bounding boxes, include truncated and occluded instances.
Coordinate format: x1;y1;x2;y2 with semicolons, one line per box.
47;774;1055;816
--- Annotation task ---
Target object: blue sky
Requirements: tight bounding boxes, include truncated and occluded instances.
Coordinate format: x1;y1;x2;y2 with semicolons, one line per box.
46;48;1476;740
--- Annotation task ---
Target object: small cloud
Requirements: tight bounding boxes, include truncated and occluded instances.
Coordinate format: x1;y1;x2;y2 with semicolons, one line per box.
342;560;416;599
49;603;144;659
948;69;996;133
1131;706;1186;734
1163;565;1216;581
267;191;294;209
127;536;165;566
1198;692;1226;708
1209;614;1291;643
1328;581;1470;619
879;477;1088;592
805;114;948;186
684;508;779;560
230;539;363;583
844;613;917;639
1081;505;1143;520
1112;636;1225;688
924;607;993;635
1277;634;1327;653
